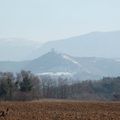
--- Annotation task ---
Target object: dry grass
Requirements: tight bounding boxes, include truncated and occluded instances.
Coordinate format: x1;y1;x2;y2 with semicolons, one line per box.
0;100;120;120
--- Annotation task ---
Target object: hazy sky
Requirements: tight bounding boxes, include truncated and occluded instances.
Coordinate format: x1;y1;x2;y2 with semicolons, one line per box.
0;0;120;43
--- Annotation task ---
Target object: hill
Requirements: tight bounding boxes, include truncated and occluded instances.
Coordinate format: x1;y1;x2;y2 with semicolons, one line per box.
0;50;120;80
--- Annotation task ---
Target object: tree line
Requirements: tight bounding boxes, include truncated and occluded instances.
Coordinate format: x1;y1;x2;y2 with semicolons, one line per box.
0;70;120;101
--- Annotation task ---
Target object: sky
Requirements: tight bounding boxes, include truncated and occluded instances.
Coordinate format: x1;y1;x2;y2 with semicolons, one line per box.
0;0;120;43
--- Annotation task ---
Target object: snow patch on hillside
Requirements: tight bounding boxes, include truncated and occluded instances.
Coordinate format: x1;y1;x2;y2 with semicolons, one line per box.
62;55;81;66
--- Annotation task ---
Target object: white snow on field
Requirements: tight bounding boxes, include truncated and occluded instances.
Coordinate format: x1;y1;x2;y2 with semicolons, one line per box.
37;72;73;76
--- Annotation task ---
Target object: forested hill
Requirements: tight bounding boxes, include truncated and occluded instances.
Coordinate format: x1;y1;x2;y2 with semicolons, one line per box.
0;50;120;80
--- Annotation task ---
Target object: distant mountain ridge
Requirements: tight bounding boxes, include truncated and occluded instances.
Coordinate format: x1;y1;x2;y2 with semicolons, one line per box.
1;31;120;80
1;31;120;61
0;38;42;61
32;31;120;59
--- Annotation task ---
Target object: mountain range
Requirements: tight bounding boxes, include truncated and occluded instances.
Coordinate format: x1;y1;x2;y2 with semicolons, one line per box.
0;50;120;80
0;38;41;61
1;31;120;61
32;31;120;59
0;31;120;80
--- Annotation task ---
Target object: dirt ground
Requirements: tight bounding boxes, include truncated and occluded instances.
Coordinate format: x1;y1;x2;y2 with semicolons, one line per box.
0;100;120;120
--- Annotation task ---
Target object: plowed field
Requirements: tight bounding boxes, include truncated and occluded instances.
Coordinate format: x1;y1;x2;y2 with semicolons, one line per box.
0;100;120;120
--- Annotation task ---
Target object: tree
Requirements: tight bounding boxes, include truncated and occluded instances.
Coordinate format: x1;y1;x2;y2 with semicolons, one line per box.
19;71;33;92
0;72;15;100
